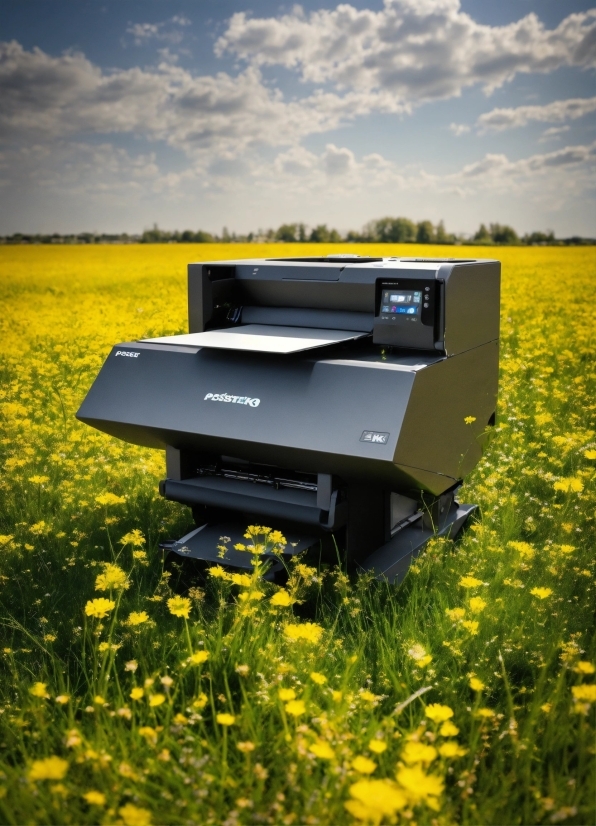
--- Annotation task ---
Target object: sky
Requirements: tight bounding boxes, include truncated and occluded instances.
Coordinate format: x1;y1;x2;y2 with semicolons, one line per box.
1;0;595;237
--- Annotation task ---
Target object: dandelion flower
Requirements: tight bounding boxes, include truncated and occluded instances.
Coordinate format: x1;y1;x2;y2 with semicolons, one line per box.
584;449;596;460
216;713;235;726
541;703;552;713
278;688;296;701
459;575;483;588
149;693;165;707
29;682;49;699
571;685;596;703
193;693;208;710
95;492;126;506
188;651;209;665
55;694;70;704
284;622;324;645
396;764;444;803
167;596;191;618
553;477;583;493
85;598;115;619
230;573;252;587
469;597;487;614
439;721;459;737
95;563;128;591
309;741;335;760
446;607;466;621
126;611;149;626
94;695;106;705
120;529;145;547
119;803;152;826
425;704;454;723
402;742;437;765
359;690;378;703
438;741;467;758
270;590;294;607
285;699;306;716
476;707;495;718
28;756;68;782
464;416;476;425
469;677;485;691
346;779;407;821
138;726;158;743
83;790;106;806
576;662;595;675
237;741;255;753
462;620;480;635
310;671;327;685
369;739;387;754
530;587;552;600
352;755;377;774
130;687;144;700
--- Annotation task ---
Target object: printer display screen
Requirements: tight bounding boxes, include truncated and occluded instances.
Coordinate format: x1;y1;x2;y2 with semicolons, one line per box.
380;289;422;320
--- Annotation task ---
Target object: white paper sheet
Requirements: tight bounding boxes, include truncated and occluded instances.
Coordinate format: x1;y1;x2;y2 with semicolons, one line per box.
144;324;367;354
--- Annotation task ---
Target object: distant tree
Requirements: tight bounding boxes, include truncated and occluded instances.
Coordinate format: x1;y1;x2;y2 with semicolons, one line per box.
523;230;555;245
310;224;331;242
297;223;307;242
416;220;435;244
489;223;519;244
275;224;298;242
365;217;417;243
435;220;453;244
473;224;492;243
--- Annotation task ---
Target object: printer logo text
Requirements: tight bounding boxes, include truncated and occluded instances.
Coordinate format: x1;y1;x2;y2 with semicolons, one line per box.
204;393;260;408
115;350;140;358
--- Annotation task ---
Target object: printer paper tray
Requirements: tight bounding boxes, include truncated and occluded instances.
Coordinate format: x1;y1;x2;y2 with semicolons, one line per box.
144;324;367;354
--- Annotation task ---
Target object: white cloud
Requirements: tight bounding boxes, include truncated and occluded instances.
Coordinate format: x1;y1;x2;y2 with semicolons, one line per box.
216;2;596;102
477;96;596;132
126;16;191;46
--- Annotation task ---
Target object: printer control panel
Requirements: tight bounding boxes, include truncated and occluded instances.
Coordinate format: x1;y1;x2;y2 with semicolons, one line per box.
373;278;439;350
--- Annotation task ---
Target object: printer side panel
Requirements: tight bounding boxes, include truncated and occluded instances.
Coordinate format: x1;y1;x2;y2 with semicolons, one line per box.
441;261;501;356
188;263;236;333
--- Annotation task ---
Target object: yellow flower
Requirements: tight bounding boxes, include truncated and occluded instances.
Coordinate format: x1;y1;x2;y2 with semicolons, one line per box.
119;803;152;826
553;477;583;493
346;779;407;821
138;726;158;743
438;741;467;758
352;755;377;774
541;703;552;713
237;741;255;753
188;650;209;665
84;598;115;619
167;596;191;618
278;687;296;701
120;529;145;547
571;685;596;703
95;492;126;506
508;540;535;559
130;687;144;700
310;671;327;685
284;622;324;644
208;565;229;579
193;693;208;710
309;740;335;760
469;677;485;691
83;790;106;806
584;449;596;460
459;575;483;588
558;544;576;555
55;694;70;704
30;681;49;699
476;707;495;718
439;721;459;737
28;756;68;782
126;611;149;626
464;416;476;424
95;563;128;591
402;741;437;765
469;597;487;614
396;764;444;803
149;693;165;707
230;573;252;587
446;607;466;621
425;704;454;723
530;587;553;600
216;713;235;726
29;475;49;484
285;699;306;717
94;695;106;705
462;620;480;635
576;662;595;675
270;589;294;607
359;690;378;703
369;739;387;754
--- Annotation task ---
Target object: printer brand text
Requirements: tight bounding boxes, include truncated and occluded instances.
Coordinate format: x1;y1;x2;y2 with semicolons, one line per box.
204;393;260;407
115;350;140;358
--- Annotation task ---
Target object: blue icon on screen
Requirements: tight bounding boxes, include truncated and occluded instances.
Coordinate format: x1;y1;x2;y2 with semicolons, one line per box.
407;307;416;314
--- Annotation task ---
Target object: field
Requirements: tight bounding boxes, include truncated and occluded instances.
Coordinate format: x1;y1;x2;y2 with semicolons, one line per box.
0;243;594;826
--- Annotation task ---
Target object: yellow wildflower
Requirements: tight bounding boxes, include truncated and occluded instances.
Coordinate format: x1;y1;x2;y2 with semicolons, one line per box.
571;685;596;703
130;687;144;700
402;741;438;765
120;529;145;546
278;688;296;701
530;587;553;600
216;713;235;726
558;544;576;555
95;563;128;591
462;620;480;635
284;622;324;644
425;704;454;723
407;644;432;667
94;695;106;705
346;779;407;822
469;597;487;613
352;755;377;774
29;475;49;484
83;790;106;806
55;694;70;704
464;416;476;424
310;671;327;685
584;449;596;460
230;572;252;587
188;650;209;665
476;708;495;718
95;492;126;506
237;741;255;753
84;598;115;619
396;764;444;804
149;693;165;707
285;699;306;716
469;677;485;691
126;611;149;626
29;682;49;699
270;589;294;607
508;541;535;559
369;739;387;754
359;690;379;703
541;703;552;713
439;721;459;737
576;662;595;675
438;741;467;758
193;693;208;710
309;741;335;760
119;803;152;826
167;595;191;618
28;756;68;782
138;726;158;743
553;477;583;493
446;607;466;621
459;575;483;588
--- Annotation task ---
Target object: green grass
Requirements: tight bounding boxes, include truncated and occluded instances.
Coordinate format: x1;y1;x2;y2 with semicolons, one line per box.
0;244;594;825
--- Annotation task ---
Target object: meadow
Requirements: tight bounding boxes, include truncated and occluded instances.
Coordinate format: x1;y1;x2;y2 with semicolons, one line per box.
0;243;594;826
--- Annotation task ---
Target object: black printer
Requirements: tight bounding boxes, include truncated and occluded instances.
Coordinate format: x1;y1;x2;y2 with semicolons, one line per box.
77;254;500;582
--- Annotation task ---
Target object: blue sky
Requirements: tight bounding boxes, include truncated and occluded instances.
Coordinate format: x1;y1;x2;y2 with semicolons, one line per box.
1;0;595;236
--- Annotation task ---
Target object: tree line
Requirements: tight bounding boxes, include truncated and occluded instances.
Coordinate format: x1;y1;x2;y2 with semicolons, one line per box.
1;219;593;245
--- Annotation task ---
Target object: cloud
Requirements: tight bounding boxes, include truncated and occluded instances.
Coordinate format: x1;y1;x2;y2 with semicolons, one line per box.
216;1;596;102
477;96;596;132
126;16;191;46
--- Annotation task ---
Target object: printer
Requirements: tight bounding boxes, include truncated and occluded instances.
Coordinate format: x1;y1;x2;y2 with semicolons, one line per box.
77;254;500;582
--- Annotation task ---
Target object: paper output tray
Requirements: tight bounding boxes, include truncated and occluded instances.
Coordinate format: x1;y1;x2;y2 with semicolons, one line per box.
145;324;367;354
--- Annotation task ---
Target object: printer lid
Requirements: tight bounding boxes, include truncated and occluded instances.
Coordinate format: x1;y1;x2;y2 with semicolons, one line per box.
144;324;368;354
